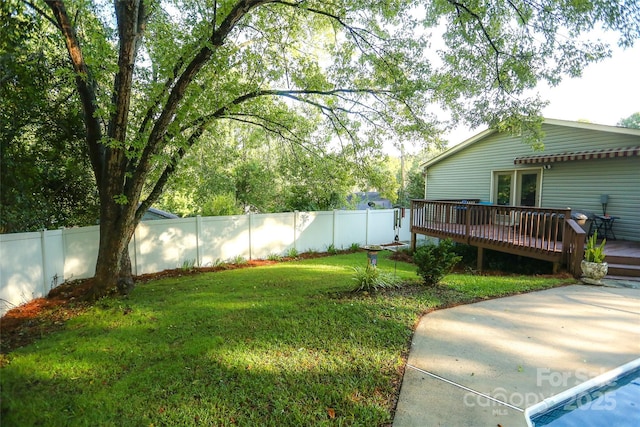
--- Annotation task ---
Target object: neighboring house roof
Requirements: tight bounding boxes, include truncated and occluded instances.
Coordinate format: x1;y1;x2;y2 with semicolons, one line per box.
347;192;393;210
423;118;640;169
142;207;180;220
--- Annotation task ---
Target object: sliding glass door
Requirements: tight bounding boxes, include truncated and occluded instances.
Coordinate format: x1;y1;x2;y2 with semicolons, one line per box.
493;170;541;207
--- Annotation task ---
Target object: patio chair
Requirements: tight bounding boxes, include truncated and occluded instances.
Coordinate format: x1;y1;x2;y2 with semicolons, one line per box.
575;211;596;236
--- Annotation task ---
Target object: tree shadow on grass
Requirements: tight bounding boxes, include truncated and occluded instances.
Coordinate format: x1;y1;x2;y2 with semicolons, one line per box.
1;265;415;426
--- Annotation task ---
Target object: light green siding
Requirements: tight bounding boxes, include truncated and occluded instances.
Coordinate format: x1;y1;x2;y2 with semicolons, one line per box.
425;122;640;241
541;156;639;241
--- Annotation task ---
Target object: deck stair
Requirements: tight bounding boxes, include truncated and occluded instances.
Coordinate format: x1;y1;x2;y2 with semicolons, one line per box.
603;240;640;281
605;255;640;279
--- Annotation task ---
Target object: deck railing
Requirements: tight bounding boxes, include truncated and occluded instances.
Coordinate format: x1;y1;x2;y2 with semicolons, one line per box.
563;219;587;277
410;200;586;275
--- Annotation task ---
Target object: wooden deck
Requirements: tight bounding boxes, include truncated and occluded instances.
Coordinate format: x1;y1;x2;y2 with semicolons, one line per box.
417;222;565;254
410;200;640;278
410;200;585;276
601;240;640;258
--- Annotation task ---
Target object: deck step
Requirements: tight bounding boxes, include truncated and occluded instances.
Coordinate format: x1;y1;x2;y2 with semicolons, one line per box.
605;255;640;266
607;263;640;278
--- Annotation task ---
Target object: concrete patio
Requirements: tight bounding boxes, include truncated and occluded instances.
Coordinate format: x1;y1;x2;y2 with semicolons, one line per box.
393;284;640;426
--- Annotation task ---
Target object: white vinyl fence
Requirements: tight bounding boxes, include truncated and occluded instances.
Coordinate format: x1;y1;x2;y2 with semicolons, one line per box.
0;209;420;315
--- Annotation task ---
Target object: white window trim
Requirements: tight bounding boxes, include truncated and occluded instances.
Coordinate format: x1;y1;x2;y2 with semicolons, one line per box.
490;167;543;207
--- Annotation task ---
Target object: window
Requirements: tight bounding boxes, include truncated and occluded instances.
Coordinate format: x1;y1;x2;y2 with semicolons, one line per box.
493;170;541;207
518;173;538;206
496;173;512;206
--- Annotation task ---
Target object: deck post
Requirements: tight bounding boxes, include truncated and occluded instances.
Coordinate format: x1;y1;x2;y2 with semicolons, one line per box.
477;247;484;272
465;202;471;241
410;202;417;251
561;209;571;262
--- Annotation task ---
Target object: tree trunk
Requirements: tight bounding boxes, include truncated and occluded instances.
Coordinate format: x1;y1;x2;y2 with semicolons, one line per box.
118;247;135;295
90;232;124;300
89;202;137;300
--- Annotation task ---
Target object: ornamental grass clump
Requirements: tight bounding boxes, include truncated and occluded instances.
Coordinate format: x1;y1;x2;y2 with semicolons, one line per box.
352;265;401;292
413;239;462;286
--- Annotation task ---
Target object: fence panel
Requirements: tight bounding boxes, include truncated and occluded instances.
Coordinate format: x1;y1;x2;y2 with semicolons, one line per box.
42;229;65;291
1;232;48;311
134;218;198;274
63;226;100;281
250;212;295;259
334;211;367;249
367;210;395;244
295;211;334;253
1;208;410;314
397;209;412;242
199;215;250;265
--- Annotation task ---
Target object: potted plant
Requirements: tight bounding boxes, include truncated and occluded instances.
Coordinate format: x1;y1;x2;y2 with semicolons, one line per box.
581;231;607;285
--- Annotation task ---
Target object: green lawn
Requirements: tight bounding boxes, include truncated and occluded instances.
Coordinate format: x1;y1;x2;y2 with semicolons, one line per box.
0;252;572;426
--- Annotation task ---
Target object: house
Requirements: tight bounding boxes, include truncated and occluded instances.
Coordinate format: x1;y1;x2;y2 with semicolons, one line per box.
420;119;640;242
347;191;393;210
142;207;180;221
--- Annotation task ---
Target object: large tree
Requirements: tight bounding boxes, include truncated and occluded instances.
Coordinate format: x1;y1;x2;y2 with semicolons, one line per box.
1;1;99;232
18;0;638;298
154;123;396;215
618;112;640;129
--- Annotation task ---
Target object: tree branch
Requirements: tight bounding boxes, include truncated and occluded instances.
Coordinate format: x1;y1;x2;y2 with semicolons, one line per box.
45;0;105;187
140;83;379;216
24;1;61;30
133;0;402;209
132;1;281;204
447;0;508;90
110;0;148;191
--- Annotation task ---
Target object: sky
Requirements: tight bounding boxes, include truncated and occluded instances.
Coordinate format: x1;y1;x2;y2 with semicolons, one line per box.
443;42;640;145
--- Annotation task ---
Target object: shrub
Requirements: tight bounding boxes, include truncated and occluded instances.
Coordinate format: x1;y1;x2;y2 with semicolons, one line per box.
413;239;462;286
286;247;299;258
267;253;283;261
349;243;361;252
180;259;196;271
229;255;247;265
327;244;338;255
450;243;477;265
352;266;401;292
201;193;241;216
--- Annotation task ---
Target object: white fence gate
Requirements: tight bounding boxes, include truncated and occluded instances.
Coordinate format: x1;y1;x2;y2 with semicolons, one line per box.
0;209;418;315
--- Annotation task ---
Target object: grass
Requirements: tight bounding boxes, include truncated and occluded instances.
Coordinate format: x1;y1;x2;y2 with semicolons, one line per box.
0;252;572;426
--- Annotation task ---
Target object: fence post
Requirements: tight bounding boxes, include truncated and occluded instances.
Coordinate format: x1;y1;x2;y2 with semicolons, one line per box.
60;228;66;284
196;215;202;267
40;229;47;295
132;228;138;276
365;209;370;245
332;209;337;248
293;211;298;252
61;227;68;283
248;213;253;260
